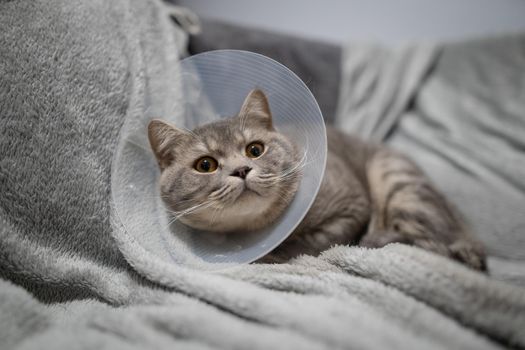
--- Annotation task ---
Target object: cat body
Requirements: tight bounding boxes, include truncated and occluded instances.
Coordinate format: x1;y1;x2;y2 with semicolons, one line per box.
148;89;486;270
264;126;486;270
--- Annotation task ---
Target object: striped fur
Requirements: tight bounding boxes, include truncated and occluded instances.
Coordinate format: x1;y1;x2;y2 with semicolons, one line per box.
264;127;486;271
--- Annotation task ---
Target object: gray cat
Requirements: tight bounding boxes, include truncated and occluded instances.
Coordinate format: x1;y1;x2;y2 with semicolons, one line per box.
148;89;486;270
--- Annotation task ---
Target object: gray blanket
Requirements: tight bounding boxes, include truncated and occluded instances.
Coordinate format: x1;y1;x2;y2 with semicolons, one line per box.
1;1;524;349
336;36;525;287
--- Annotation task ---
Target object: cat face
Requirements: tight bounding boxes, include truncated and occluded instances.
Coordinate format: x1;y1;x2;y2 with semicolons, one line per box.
148;89;302;232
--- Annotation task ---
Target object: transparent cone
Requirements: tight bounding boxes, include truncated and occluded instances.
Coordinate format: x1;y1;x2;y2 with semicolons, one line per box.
111;50;327;269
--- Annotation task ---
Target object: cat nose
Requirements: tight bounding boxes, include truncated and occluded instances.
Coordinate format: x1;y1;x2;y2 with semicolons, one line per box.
230;166;252;179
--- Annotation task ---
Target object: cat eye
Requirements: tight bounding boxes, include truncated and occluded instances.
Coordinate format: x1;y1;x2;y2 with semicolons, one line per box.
194;156;218;173
246;142;265;158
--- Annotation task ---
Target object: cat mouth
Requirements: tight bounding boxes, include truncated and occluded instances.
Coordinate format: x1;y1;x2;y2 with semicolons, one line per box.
223;179;262;204
239;182;261;197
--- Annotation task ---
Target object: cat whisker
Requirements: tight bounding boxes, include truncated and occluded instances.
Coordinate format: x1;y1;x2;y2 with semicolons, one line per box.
259;149;308;179
164;199;216;228
164;186;232;229
162;197;204;211
257;170;303;186
215;188;237;205
257;175;299;188
171;197;215;215
209;185;230;200
257;150;308;185
209;206;224;227
180;126;200;141
170;205;204;219
276;188;294;203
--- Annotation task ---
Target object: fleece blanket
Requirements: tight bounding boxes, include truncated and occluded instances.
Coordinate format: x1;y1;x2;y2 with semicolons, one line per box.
1;1;524;349
336;36;525;287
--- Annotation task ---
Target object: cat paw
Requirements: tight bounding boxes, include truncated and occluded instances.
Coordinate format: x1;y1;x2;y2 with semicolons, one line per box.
359;230;413;248
360;231;487;272
449;240;487;272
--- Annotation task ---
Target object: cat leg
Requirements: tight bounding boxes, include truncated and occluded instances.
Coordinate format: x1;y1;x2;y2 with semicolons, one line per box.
259;156;371;263
259;212;370;264
360;148;486;271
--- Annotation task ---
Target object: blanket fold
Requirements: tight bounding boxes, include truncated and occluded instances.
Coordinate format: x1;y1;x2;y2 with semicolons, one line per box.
1;1;524;349
335;43;439;140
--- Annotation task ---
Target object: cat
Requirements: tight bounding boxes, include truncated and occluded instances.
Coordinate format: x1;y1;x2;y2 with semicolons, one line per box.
148;89;486;270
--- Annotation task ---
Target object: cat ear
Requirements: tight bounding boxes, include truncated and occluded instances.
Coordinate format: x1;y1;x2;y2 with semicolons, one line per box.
239;89;273;129
148;119;186;170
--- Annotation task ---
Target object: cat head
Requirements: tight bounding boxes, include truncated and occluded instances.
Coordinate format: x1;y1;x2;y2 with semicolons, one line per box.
148;89;302;232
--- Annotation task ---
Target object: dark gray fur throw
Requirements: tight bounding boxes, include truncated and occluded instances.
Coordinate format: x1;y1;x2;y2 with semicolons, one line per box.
1;1;524;349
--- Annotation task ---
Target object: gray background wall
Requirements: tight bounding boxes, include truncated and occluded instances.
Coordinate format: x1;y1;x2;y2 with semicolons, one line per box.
176;0;525;44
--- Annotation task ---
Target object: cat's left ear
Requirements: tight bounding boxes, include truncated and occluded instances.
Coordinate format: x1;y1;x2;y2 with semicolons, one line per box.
239;89;273;130
148;119;186;170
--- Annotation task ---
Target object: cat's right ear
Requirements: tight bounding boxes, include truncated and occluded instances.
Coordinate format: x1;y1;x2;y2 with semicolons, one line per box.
239;89;273;130
148;119;186;170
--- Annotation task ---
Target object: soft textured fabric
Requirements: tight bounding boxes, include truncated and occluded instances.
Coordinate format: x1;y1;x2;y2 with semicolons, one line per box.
335;43;439;140
2;245;525;349
0;0;188;304
1;1;524;349
336;35;525;287
388;36;525;287
187;17;342;123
